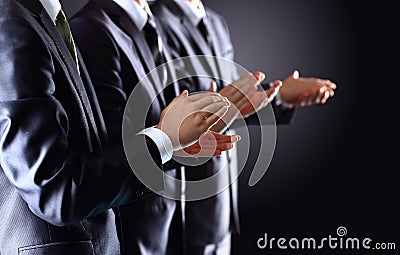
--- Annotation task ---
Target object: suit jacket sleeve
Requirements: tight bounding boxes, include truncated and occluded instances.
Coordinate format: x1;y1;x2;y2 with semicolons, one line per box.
0;16;162;227
206;10;296;126
70;15;173;180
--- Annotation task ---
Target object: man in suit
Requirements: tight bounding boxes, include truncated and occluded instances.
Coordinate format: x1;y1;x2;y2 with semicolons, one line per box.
0;0;234;254
152;0;338;254
69;0;261;254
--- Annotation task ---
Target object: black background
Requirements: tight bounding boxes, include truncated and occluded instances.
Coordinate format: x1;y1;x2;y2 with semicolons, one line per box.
62;1;397;254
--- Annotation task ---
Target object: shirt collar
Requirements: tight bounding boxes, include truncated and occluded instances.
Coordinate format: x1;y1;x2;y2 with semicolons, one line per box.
173;0;206;26
113;0;153;31
38;0;62;24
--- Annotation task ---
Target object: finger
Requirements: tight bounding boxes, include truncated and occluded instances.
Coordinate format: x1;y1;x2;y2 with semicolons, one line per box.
213;150;222;156
315;88;327;104
200;149;222;157
293;92;309;106
252;71;266;83
229;89;248;106
232;73;258;93
265;80;282;99
194;143;233;153
325;80;337;90
201;101;231;117
307;92;320;106
188;91;224;102
271;80;283;88
170;90;188;104
194;95;230;109
213;133;241;143
323;86;335;97
309;87;325;105
185;147;223;157
200;141;235;151
208;80;217;92
292;70;300;79
215;142;234;151
203;104;229;126
221;84;250;102
320;90;331;104
202;132;241;143
183;147;201;155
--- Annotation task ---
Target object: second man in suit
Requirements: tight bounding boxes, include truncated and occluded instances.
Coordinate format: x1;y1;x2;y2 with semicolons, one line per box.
69;0;263;254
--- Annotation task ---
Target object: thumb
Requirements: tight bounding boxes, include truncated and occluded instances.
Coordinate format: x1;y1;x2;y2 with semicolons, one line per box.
272;80;283;89
265;80;282;99
271;80;282;97
180;90;189;97
208;80;217;92
253;71;266;83
292;70;300;79
170;90;188;104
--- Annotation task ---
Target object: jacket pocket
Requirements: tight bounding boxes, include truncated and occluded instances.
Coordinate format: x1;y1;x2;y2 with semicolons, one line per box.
18;241;94;255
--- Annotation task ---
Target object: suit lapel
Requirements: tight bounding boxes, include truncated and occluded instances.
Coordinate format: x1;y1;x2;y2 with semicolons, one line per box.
161;0;220;81
154;17;180;97
203;13;222;58
119;15;155;74
76;48;108;142
91;0;167;107
39;10;102;148
118;13;167;107
162;0;212;56
15;0;99;150
202;12;228;86
181;18;213;57
88;6;160;104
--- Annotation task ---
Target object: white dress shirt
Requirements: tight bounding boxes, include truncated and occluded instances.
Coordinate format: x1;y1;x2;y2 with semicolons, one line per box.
173;0;206;26
113;0;153;30
38;0;61;24
38;0;173;164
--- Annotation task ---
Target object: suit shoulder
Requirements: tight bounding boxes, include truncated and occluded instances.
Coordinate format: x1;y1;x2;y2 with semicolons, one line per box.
70;6;114;42
70;2;113;37
0;0;27;21
0;10;43;47
70;1;100;21
69;5;120;60
205;7;230;31
204;7;225;21
0;0;11;15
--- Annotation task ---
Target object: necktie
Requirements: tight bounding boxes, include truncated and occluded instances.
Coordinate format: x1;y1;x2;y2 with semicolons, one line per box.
143;15;164;67
142;15;176;103
197;18;214;53
55;10;79;69
198;18;223;88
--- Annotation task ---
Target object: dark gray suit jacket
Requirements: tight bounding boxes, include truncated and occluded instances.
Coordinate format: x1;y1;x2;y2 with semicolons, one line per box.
0;0;164;254
70;1;181;254
152;0;296;248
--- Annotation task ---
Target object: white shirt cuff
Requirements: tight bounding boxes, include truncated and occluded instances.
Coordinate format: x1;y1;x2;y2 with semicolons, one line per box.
138;126;173;164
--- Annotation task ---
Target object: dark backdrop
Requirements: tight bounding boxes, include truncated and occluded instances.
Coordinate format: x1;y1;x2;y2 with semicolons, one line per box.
61;1;397;254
